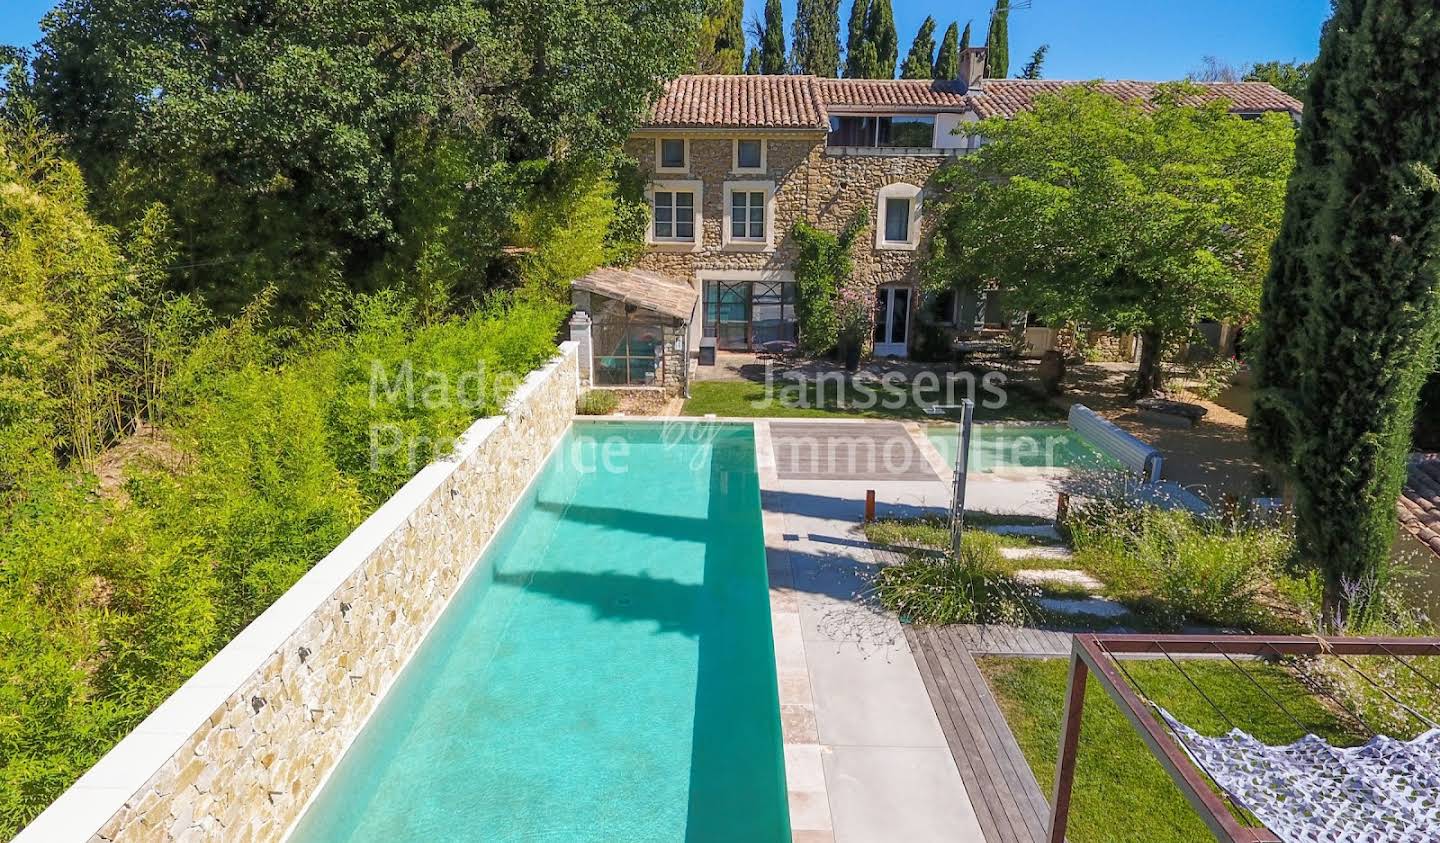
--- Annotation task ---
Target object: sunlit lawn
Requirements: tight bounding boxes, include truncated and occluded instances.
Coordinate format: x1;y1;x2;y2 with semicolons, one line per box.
978;657;1369;843
681;379;1063;421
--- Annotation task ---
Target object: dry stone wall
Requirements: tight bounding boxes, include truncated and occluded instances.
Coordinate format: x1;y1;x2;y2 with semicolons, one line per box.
21;345;579;843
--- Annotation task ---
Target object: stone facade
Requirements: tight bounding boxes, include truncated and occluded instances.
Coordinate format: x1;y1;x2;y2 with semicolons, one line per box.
30;346;579;843
626;130;952;353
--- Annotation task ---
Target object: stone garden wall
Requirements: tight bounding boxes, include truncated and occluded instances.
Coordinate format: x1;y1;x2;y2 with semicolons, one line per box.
18;344;580;843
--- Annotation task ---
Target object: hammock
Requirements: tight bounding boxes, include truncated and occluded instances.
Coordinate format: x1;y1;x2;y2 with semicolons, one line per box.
1157;708;1440;843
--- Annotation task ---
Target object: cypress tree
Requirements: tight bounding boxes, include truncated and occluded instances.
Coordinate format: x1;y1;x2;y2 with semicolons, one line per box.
864;0;898;79
697;0;746;73
792;0;842;77
959;19;971;52
900;16;937;80
934;21;960;80
843;0;869;78
1250;4;1357;469
758;0;787;74
1018;44;1048;79
851;41;880;81
1256;0;1440;628
985;1;1009;78
744;47;760;74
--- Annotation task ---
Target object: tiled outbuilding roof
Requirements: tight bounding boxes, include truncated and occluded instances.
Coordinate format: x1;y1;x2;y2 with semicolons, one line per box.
966;80;1303;118
573;267;698;321
1400;454;1440;557
640;75;1302;130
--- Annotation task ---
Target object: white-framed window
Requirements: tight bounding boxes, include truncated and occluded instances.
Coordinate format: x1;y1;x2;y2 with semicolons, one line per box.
732;138;766;173
656;138;688;172
722;181;775;250
648;180;703;248
875;182;923;250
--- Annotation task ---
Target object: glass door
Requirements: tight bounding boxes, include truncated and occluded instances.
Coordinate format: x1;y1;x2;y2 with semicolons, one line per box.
704;280;752;350
873;286;910;357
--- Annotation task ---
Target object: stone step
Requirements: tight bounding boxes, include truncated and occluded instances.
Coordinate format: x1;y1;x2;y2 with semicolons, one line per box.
984;524;1063;542
1014;568;1103;592
999;545;1074;562
1037;596;1130;619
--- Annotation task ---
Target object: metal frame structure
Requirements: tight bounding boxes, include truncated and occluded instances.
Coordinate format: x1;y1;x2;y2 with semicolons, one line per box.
1048;633;1440;843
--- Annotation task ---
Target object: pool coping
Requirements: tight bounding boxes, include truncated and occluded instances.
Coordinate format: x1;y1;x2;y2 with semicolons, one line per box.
753;420;835;843
18;345;580;843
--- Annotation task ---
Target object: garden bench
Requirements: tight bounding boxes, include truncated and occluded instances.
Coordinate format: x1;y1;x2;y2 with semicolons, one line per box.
1067;403;1164;482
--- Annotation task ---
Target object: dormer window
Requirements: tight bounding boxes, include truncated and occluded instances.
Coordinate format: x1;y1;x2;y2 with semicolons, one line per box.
828;115;937;148
657;138;687;171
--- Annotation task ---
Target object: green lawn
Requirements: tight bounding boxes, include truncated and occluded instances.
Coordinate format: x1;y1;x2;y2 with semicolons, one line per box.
681;378;1064;421
978;657;1369;843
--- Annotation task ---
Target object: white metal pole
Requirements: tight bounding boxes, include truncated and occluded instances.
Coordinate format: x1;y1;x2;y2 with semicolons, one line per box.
951;398;975;557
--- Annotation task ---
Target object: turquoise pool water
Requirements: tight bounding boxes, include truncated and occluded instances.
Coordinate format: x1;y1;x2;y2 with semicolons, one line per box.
926;424;1118;473
290;422;789;842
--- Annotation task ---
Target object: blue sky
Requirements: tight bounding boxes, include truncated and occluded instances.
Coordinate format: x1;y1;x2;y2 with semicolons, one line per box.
3;0;1330;80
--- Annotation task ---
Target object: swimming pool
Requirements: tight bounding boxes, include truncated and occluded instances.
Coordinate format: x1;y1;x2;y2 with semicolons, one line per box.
290;422;789;842
925;424;1119;474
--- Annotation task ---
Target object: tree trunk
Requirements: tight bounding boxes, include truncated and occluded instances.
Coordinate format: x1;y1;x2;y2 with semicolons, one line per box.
1321;576;1349;633
1130;328;1165;398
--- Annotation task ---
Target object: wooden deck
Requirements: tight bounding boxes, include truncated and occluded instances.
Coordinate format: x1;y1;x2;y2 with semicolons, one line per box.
905;625;1056;843
949;624;1073;657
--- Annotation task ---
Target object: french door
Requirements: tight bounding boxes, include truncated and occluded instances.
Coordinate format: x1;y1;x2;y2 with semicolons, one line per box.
873;286;910;357
703;280;798;350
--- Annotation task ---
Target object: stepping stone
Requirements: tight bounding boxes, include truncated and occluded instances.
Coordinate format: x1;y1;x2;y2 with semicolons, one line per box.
999;545;1074;562
1038;596;1130;619
984;524;1063;542
1014;568;1102;591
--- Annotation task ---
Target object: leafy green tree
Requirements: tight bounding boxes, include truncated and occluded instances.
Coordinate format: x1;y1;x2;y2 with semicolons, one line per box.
1019;44;1048;79
929;85;1295;398
864;0;898;78
698;0;747;73
32;0;698;313
759;0;787;74
844;0;870;78
792;0;841;77
985;1;1009;78
900;16;937;80
934;22;960;80
1251;0;1440;628
1244;60;1312;100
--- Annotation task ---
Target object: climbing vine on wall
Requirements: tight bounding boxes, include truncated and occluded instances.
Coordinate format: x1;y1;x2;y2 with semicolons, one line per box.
791;213;868;356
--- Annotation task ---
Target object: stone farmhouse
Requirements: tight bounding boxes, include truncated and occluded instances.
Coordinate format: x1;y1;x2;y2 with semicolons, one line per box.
571;48;1301;388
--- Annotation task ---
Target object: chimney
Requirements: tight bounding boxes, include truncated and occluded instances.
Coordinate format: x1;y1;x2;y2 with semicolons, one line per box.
959;46;988;91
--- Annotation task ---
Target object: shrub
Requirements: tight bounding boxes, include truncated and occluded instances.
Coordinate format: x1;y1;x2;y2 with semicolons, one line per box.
872;530;1038;626
1067;493;1293;629
576;389;620;415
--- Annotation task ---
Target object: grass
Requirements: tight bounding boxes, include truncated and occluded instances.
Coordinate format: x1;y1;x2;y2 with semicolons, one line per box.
979;657;1372;843
681;378;1064;421
866;529;1041;626
864;513;1053;551
1067;498;1298;631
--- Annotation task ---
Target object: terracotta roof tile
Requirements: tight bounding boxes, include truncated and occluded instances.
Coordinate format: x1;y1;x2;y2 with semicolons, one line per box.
641;75;1302;130
645;75;826;129
1400;454;1440;558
